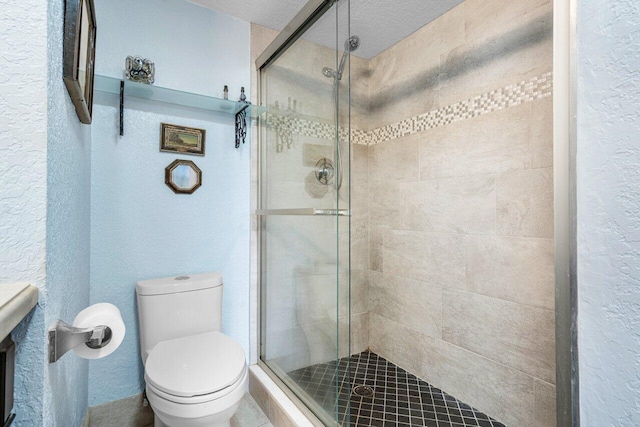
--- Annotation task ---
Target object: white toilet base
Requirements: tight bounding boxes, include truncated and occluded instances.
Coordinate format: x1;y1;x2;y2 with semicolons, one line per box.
148;366;248;427
154;414;167;427
154;414;231;427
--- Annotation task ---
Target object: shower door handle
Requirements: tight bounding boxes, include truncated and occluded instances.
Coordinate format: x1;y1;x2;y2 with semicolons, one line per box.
256;208;350;216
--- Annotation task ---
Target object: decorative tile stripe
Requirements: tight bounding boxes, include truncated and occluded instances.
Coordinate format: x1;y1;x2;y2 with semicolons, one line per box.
264;71;552;147
368;71;553;146
265;114;372;147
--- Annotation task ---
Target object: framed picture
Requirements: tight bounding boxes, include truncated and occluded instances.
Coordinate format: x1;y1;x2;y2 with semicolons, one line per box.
160;123;206;156
165;160;202;194
63;0;97;124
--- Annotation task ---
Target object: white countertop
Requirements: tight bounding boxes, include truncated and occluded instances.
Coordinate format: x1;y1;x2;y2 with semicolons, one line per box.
0;283;39;342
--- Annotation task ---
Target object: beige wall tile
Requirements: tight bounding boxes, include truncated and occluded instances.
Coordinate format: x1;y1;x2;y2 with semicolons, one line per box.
463;0;552;43
350;270;369;315
369;313;423;376
304;320;345;367
250;24;279;105
369;271;442;339
368;60;440;129
269;400;297;427
351;216;370;271
421;335;536;427
400;175;496;233
351;55;371;131
497;168;554;238
269;38;345;121
369;182;403;230
439;39;551;108
295;268;339;326
266;326;319;372
302;143;334;167
369;135;420;183
442;289;556;383
352;143;369;175
351;199;369;233
369;225;384;272
346;312;369;355
368;4;466;128
534;379;557;427
351;144;370;272
381;229;466;289
531;97;554;168
438;0;552;106
465;235;554;310
419;103;532;180
249;369;272;415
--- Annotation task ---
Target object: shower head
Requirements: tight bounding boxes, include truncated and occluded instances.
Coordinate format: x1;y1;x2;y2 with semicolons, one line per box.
345;35;360;53
323;35;361;80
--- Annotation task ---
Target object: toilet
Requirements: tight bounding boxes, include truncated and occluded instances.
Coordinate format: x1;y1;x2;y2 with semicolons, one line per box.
136;272;248;427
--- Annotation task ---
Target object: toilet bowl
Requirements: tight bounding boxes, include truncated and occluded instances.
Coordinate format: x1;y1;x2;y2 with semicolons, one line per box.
136;273;247;427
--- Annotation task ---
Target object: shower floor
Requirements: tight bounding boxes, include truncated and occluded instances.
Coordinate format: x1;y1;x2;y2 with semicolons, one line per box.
288;350;506;427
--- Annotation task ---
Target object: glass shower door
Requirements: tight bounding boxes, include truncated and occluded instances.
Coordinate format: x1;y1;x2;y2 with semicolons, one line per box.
257;0;351;424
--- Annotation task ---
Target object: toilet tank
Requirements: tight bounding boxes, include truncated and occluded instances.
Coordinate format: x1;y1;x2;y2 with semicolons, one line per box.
136;272;223;364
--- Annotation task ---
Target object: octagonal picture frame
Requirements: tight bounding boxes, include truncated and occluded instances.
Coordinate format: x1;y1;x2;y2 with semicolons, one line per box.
164;159;202;194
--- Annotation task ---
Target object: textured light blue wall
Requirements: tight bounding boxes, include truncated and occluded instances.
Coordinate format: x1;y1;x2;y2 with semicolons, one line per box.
0;0;92;425
0;0;48;425
89;0;251;406
577;0;640;424
45;0;92;424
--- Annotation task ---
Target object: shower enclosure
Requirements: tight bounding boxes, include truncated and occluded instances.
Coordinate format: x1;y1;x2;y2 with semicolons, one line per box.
256;0;567;426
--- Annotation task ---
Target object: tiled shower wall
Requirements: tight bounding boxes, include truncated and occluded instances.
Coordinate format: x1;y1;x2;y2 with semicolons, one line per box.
357;0;556;426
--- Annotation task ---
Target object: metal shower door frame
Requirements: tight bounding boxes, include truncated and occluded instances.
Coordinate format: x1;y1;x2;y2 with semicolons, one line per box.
255;1;349;426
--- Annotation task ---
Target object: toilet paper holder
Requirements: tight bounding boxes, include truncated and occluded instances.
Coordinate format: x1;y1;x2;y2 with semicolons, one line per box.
48;320;112;363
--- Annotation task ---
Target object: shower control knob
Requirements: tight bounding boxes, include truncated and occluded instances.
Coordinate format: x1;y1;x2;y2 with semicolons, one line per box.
315;158;334;185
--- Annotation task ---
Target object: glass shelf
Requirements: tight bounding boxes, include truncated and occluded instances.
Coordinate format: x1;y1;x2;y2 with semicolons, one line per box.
94;74;259;117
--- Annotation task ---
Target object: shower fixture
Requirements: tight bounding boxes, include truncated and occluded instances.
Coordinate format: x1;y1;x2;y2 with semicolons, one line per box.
315;158;335;185
322;35;360;81
322;35;360;191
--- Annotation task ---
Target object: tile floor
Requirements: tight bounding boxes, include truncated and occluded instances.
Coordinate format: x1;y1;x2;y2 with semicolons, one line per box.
231;394;273;427
85;393;270;427
288;350;507;427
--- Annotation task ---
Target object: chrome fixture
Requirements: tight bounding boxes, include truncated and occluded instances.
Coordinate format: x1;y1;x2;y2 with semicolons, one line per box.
323;35;361;190
322;35;360;81
315;158;335;185
256;208;350;216
352;385;374;398
48;320;112;363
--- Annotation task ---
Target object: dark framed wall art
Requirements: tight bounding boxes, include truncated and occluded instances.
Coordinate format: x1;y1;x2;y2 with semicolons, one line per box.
160;123;206;156
63;0;97;124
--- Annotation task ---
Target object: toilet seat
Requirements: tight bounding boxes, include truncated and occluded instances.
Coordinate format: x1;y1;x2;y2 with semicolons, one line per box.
145;331;246;403
146;364;247;405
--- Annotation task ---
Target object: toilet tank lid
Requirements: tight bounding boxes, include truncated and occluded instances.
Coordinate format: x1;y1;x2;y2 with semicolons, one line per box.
136;272;222;296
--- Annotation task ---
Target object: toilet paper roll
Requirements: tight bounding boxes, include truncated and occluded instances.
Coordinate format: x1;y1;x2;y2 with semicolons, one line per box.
72;303;126;359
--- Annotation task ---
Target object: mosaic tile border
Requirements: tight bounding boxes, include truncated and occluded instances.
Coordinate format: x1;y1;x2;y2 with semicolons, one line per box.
265;71;552;147
367;71;553;146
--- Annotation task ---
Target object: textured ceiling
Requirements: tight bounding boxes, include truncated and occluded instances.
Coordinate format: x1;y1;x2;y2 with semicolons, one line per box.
188;0;464;59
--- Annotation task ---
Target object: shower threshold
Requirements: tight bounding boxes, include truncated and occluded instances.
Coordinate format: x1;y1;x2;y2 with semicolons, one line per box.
288;350;506;427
